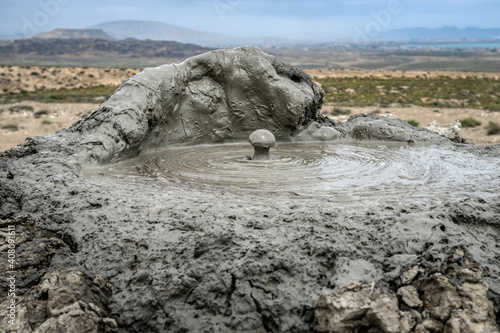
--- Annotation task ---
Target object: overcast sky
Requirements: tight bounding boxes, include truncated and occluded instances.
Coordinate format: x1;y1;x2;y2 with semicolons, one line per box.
1;0;499;40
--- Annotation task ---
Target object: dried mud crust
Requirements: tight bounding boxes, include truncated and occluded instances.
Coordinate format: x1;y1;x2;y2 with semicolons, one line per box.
0;47;499;332
315;247;499;333
1;139;499;332
0;215;117;332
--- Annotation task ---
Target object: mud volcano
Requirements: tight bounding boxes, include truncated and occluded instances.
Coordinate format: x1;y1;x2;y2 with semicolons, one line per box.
1;47;500;332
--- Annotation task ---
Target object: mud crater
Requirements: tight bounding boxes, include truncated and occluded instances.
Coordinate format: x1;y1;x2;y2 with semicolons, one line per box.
1;47;500;332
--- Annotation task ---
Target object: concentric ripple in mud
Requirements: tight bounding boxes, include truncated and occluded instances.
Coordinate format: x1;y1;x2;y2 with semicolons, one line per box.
90;142;499;203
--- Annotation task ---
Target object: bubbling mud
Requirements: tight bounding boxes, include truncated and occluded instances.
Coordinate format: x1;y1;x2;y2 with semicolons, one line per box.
87;142;499;205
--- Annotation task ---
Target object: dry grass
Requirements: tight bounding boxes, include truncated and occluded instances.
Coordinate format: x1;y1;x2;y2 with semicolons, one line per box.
0;65;139;95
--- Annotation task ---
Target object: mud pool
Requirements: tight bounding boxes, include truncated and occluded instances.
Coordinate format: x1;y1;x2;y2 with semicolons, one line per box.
87;142;499;204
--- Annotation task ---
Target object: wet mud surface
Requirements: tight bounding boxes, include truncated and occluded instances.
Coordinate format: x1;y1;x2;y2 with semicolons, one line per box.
91;141;499;204
2;138;499;332
1;47;500;332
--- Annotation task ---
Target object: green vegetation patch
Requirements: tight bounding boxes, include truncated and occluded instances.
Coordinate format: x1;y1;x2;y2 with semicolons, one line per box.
2;124;19;131
0;86;117;104
459;117;482;128
34;110;49;118
317;76;500;111
9;104;34;112
407;120;419;127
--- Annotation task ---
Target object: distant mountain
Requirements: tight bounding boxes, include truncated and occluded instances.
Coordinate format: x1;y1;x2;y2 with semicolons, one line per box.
0;33;18;40
89;20;229;46
0;38;212;59
379;26;500;40
29;28;115;40
241;37;291;46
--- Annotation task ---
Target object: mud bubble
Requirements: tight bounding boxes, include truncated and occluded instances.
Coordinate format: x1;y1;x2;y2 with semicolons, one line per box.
248;129;277;160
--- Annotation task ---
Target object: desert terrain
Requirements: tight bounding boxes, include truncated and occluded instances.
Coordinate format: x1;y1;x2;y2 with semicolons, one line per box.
0;65;139;94
1;65;499;150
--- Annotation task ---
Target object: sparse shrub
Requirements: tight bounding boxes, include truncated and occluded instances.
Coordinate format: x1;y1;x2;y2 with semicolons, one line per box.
2;124;19;131
330;107;351;116
459;117;482;128
486;121;500;135
42;119;52;125
407;120;419;127
89;74;94;78
30;71;40;76
34;110;49;118
316;76;500;112
483;103;500;111
9;105;34;112
433;109;440;113
44;94;64;102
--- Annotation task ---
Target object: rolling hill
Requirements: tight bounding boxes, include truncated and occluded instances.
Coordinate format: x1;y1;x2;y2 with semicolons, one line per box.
0;38;213;67
89;20;229;46
29;29;115;40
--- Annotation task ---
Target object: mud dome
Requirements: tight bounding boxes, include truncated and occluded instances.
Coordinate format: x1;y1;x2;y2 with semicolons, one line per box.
72;46;325;164
1;47;500;332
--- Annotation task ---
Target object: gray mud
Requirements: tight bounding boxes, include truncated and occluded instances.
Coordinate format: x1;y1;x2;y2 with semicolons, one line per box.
1;47;500;332
89;141;499;205
70;46;325;164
